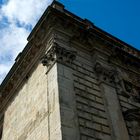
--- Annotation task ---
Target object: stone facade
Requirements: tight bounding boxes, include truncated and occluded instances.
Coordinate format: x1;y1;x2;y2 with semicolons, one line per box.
0;1;140;140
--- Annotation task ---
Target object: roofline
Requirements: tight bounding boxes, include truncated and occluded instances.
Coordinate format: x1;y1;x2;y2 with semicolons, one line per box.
64;6;140;52
0;42;31;90
1;0;139;89
28;1;139;53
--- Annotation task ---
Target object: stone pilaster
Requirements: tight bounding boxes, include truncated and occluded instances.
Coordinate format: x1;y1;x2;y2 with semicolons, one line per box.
94;61;130;140
41;42;79;140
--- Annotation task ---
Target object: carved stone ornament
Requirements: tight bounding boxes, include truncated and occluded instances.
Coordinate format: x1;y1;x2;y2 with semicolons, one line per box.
41;43;77;71
94;62;117;84
117;79;140;103
124;109;140;121
124;109;140;140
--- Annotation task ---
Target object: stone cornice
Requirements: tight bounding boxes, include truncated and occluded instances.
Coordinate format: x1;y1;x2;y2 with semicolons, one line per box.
0;20;54;112
0;0;140;112
27;1;140;61
0;43;41;111
47;3;140;70
27;1;140;71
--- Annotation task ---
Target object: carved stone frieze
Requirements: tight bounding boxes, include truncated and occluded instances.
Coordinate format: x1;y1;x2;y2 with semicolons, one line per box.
41;43;77;71
71;30;93;49
94;62;117;84
124;109;140;140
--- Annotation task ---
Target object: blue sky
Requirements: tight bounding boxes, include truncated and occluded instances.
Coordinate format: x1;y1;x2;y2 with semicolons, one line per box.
59;0;140;50
0;0;139;83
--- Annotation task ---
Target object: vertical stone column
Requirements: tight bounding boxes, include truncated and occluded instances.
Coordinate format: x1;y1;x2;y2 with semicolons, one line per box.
47;63;62;140
57;63;80;140
94;62;130;140
41;42;79;140
41;43;63;140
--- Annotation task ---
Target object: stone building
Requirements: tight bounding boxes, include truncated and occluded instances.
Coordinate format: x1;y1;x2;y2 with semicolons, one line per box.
0;1;140;140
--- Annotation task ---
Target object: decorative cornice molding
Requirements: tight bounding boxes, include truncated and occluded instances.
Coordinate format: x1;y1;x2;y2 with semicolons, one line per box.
108;46;140;70
0;43;41;107
0;20;54;111
50;5;140;68
53;12;140;70
41;43;77;72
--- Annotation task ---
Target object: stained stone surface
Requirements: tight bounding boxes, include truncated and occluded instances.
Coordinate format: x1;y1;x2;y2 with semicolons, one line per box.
0;1;140;140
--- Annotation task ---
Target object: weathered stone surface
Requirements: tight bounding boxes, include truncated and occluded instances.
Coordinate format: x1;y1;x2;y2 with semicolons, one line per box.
1;1;140;140
2;63;62;140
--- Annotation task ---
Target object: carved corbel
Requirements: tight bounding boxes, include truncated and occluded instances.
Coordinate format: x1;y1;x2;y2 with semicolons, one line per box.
41;43;77;73
117;78;140;103
124;109;140;140
94;62;117;85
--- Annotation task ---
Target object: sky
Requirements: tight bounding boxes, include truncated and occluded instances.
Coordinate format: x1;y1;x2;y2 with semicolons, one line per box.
0;0;140;84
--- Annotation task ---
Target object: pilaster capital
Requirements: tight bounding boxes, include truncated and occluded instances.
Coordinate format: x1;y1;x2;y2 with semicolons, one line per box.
41;43;77;72
94;62;117;85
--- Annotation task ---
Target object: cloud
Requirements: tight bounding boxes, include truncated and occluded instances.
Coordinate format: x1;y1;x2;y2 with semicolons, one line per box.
1;0;52;26
0;23;29;63
0;0;53;84
0;64;12;83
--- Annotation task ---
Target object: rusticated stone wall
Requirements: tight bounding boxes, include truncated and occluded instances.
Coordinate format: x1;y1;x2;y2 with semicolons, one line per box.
1;38;140;140
2;33;140;140
52;41;113;140
73;57;112;140
1;1;140;140
116;69;140;140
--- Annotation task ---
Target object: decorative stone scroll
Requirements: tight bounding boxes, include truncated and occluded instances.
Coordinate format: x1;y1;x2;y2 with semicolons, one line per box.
94;62;117;85
124;109;140;140
41;43;77;72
